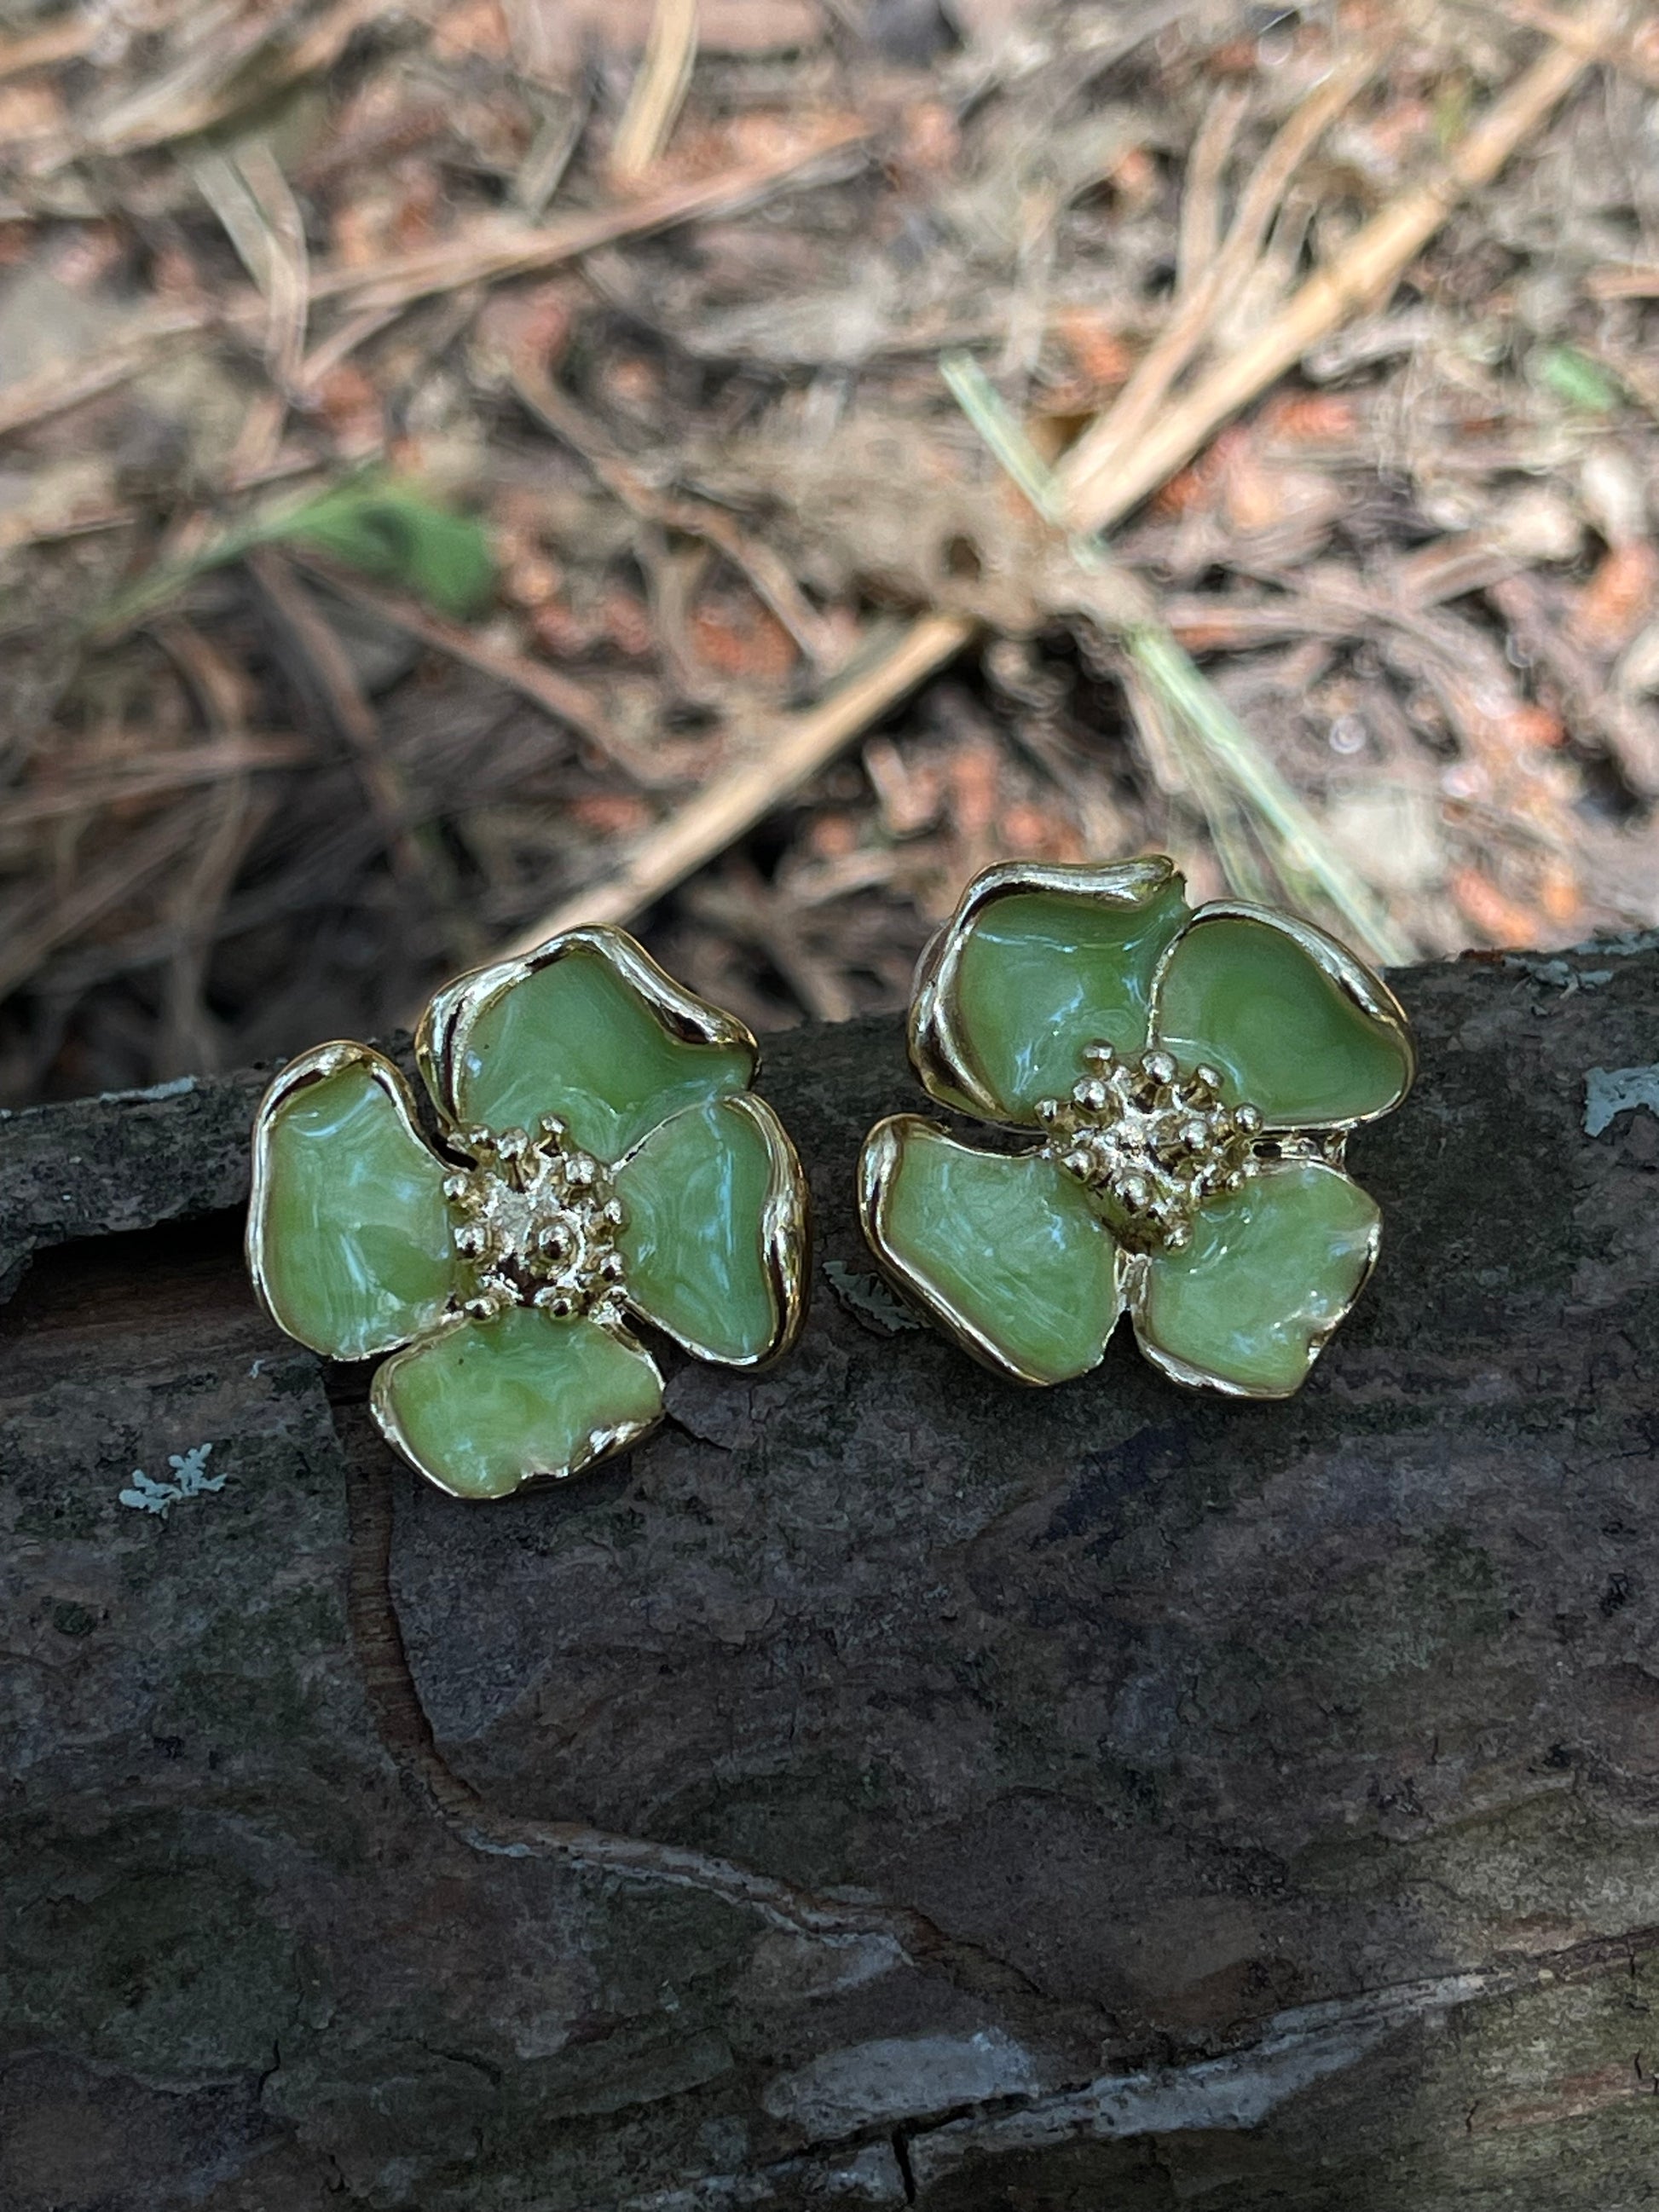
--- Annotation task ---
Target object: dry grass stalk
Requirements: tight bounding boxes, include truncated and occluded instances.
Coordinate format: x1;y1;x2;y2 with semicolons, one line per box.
1066;45;1384;511
0;119;867;441
1062;0;1624;532
315;115;867;316
1176;84;1251;295
0;15;96;83
1501;0;1659;89
192;141;311;390
508;356;842;667
288;557;641;774
508;6;1610;957
942;350;1410;963
0;806;206;1008
610;0;701;185
32;0;384;167
0;740;314;829
501;614;975;951
246;552;425;880
0;308;211;439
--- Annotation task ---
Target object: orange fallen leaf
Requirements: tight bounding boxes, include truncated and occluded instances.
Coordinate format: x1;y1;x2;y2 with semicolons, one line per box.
1451;866;1546;948
806;811;859;858
1051;307;1132;393
431;0;511;62
1569;541;1659;654
568;790;652;835
599;589;655;660
688;596;795;684
1537;858;1584;927
1260;392;1359;443
1152;425;1249;518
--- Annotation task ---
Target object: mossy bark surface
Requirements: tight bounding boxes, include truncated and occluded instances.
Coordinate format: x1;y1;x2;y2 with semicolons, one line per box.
3;945;1658;2209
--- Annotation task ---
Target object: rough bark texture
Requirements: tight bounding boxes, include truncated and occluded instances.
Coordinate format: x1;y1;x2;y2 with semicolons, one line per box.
3;943;1659;2211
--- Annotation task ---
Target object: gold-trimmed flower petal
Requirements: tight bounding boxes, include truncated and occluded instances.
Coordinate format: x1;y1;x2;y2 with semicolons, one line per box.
614;1093;809;1366
417;925;757;1164
1130;1159;1380;1400
371;1305;663;1500
247;1042;454;1361
909;859;1190;1124
860;1116;1123;1385
1150;904;1413;1130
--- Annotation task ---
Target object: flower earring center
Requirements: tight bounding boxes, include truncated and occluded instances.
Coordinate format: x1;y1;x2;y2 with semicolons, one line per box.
1036;1042;1262;1252
442;1116;629;1322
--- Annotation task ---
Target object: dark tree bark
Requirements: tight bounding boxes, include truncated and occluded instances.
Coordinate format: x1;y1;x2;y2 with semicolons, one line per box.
3;942;1659;2210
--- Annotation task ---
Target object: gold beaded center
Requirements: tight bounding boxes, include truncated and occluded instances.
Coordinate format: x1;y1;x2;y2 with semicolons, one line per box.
442;1117;628;1322
1036;1042;1262;1252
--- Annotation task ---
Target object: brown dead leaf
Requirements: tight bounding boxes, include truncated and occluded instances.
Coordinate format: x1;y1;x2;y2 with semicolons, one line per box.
1504;703;1566;752
1152;427;1249;519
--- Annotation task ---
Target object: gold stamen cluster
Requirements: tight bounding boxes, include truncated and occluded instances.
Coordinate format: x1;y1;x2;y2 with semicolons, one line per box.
1035;1042;1263;1252
442;1115;628;1323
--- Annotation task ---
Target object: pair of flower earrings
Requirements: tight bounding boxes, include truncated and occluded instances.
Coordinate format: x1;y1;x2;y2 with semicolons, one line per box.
247;857;1414;1502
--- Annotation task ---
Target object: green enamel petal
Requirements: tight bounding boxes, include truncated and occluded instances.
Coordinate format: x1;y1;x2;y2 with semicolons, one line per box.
1153;912;1410;1129
615;1096;793;1364
870;1122;1120;1384
373;1306;662;1499
947;880;1190;1122
254;1057;454;1360
452;946;754;1164
1136;1161;1379;1397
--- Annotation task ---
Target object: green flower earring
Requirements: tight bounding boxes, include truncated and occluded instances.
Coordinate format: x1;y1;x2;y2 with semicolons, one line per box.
247;927;809;1500
859;858;1413;1399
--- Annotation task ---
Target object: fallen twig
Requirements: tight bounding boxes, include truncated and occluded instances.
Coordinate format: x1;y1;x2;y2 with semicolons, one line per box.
507;356;843;667
0;14;96;83
499;615;975;951
0;119;868;442
1066;45;1383;517
309;115;868;318
286;555;646;777
1062;3;1623;533
609;0;700;185
495;9;1608;956
245;552;427;880
0;740;314;831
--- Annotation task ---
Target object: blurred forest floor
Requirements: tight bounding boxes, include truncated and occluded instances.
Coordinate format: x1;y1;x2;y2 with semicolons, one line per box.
3;0;1658;1102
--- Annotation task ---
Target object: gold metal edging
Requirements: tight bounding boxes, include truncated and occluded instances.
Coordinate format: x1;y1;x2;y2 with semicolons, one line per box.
1145;899;1416;1134
367;1312;668;1501
1124;1160;1384;1401
858;1112;1120;1389
417;922;761;1141
907;856;1183;1123
610;1090;812;1370
246;1039;449;1362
